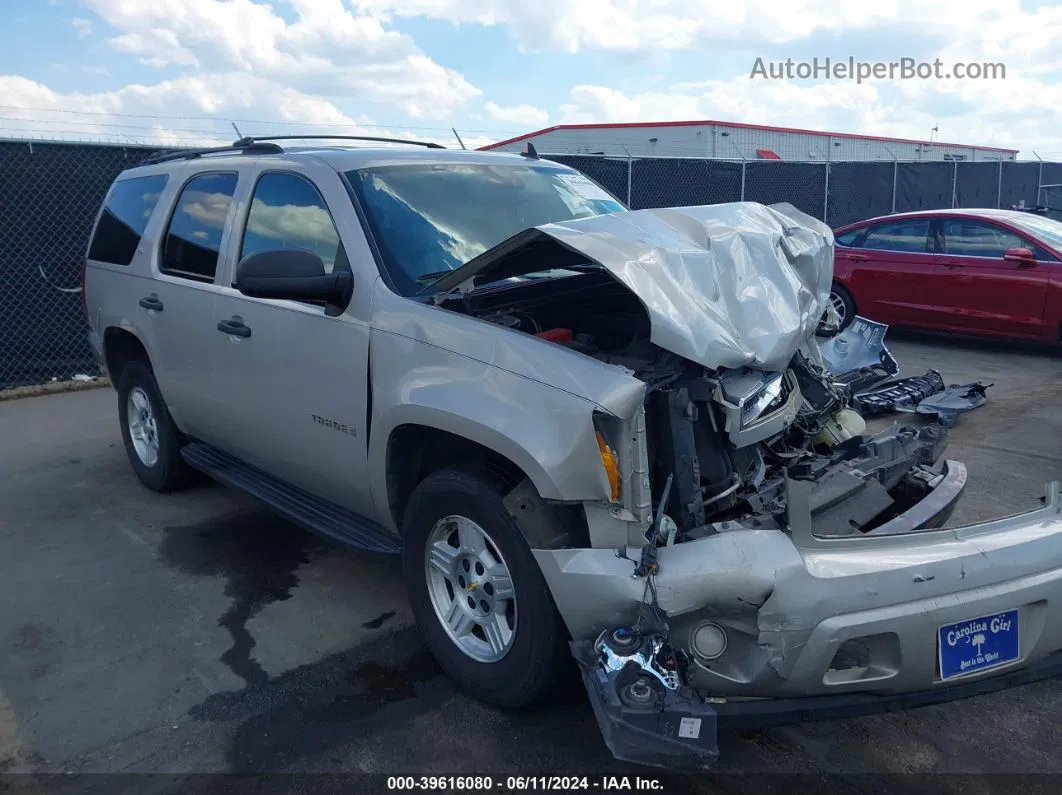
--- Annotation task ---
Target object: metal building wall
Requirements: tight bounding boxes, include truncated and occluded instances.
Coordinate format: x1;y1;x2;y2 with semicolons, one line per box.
490;125;1017;162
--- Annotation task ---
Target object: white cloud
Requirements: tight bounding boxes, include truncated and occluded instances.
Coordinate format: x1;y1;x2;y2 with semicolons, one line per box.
70;17;93;39
484;101;548;127
84;0;480;119
348;0;1009;55
559;80;879;130
0;73;473;149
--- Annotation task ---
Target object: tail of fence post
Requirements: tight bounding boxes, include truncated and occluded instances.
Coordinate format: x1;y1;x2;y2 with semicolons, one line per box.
951;160;958;208
891;160;898;213
740;160;746;201
823;161;830;222
626;156;632;207
997;160;1003;209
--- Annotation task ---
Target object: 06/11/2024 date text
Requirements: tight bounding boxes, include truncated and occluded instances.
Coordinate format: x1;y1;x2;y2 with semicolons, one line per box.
386;776;666;791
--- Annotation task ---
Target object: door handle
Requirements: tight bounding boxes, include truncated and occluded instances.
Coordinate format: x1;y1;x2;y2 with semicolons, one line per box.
848;254;868;262
217;317;251;338
940;262;964;269
139;294;164;311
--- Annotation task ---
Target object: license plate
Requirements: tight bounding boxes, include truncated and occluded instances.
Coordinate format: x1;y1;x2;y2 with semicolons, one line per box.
938;609;1019;681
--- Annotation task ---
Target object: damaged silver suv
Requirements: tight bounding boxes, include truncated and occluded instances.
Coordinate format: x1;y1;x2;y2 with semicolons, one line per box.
83;136;1062;770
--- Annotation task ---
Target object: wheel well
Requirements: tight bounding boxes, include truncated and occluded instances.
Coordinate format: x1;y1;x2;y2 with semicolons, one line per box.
385;425;589;548
103;328;150;387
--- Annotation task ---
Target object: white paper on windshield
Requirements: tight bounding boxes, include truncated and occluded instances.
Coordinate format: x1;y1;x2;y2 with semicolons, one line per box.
557;173;615;203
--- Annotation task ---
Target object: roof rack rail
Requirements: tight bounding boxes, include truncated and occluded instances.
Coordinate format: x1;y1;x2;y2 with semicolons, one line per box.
232;134;446;150
139;140;283;166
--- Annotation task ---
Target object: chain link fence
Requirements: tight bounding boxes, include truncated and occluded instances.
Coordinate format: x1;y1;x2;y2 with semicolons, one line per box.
546;154;1062;222
2;138;1062;389
1;140;170;389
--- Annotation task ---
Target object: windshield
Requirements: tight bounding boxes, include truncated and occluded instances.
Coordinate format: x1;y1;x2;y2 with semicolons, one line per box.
345;163;625;296
1005;213;1062;252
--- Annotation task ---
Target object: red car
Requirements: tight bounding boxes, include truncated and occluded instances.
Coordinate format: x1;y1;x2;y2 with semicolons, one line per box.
830;209;1062;342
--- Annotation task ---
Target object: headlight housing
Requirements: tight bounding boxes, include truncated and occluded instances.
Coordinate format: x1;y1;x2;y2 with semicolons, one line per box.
739;373;787;427
715;368;801;448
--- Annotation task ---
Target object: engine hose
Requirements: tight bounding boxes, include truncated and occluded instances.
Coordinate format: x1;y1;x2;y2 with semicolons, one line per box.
702;474;741;507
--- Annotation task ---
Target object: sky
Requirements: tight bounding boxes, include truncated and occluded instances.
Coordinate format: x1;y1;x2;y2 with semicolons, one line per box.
2;0;1061;157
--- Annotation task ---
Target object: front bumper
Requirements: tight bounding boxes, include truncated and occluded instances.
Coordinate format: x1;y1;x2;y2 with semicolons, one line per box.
538;481;1062;769
575;642;1062;771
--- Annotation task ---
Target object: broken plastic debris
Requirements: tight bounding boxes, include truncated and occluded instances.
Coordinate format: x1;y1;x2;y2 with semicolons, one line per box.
916;382;993;428
852;370;946;417
72;374;94;382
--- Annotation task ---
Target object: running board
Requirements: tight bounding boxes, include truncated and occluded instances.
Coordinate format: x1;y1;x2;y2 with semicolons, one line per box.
180;442;400;555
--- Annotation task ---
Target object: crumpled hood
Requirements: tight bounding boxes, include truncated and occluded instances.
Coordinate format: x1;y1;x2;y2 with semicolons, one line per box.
433;202;834;372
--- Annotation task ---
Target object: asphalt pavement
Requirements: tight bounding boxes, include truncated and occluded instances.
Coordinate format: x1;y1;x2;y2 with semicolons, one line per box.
1;330;1061;793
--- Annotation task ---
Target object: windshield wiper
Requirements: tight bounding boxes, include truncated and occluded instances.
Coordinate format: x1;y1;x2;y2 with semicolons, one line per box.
416;269;457;285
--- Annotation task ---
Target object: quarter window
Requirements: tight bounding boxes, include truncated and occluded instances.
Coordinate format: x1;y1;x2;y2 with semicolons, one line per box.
88;174;169;266
860;220;931;254
240;173;342;273
161;172;238;281
943;219;1028;259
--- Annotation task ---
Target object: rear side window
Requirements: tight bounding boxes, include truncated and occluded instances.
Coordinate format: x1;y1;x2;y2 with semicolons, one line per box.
860;219;931;254
161;172;238;281
834;229;861;246
88;174;169;265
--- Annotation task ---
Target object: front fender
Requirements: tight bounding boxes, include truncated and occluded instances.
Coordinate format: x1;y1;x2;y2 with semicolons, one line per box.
368;328;615;529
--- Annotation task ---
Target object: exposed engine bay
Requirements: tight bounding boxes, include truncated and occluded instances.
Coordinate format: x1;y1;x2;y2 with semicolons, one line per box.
457;275;954;541
452;276;967;771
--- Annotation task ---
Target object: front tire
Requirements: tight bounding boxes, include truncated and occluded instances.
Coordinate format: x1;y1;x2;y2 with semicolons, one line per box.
117;359;195;492
401;466;569;708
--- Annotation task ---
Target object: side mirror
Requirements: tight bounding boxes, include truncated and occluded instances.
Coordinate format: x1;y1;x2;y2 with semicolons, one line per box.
235;250;352;305
1003;247;1035;265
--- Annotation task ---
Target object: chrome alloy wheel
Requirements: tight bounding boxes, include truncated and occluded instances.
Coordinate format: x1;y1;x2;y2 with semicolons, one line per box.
126;386;160;468
829;290;848;326
425;514;517;663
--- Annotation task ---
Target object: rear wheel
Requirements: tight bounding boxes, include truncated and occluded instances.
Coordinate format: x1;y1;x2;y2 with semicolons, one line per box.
401;466;569;708
117;360;196;492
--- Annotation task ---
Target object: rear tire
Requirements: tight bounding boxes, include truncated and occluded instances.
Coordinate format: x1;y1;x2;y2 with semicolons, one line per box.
401;465;569;708
117;359;196;492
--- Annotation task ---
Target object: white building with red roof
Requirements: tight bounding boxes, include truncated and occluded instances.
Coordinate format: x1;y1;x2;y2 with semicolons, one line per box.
479;120;1018;162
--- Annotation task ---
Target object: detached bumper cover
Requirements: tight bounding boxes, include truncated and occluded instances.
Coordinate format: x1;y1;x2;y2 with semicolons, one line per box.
818;316;900;393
